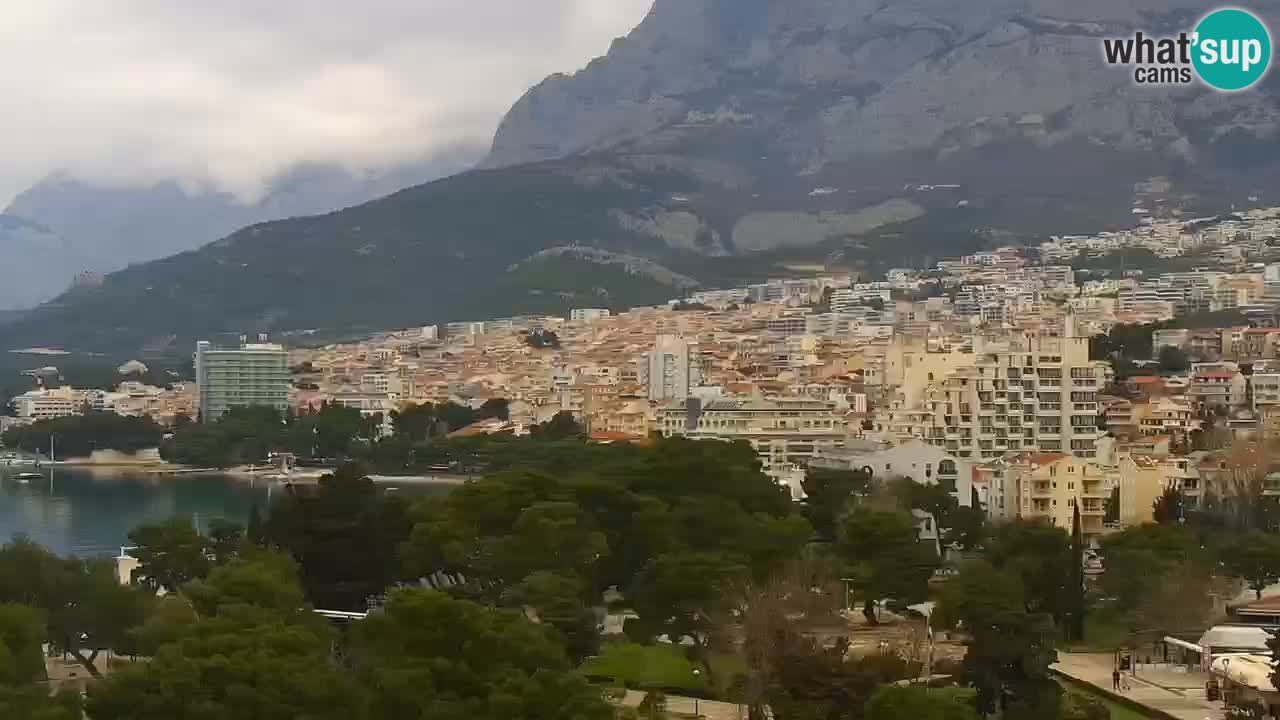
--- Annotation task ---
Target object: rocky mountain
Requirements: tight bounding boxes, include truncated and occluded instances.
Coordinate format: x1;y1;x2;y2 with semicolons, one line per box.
487;0;1280;171
5;0;1280;354
0;148;480;309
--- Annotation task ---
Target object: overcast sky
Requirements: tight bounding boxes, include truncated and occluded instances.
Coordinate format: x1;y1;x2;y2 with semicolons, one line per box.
0;0;653;205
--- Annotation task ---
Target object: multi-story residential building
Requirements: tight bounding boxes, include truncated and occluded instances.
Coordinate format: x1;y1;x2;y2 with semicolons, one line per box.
195;341;290;422
11;387;85;420
1117;452;1166;526
647;336;698;402
1103;398;1140;439
1189;368;1247;409
997;453;1108;538
1252;372;1280;413
658;397;845;478
1138;398;1199;439
882;327;1108;460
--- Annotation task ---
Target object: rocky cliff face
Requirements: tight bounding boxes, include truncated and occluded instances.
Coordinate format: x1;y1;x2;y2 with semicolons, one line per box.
485;0;1280;174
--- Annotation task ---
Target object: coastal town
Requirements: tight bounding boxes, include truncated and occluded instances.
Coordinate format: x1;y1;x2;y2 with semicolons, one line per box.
10;207;1280;512
10;206;1280;717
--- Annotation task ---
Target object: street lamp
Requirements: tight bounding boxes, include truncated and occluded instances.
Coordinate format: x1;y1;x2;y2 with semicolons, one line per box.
692;669;701;717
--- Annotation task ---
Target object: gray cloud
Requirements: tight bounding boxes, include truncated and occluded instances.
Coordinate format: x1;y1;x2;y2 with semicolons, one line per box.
0;0;653;203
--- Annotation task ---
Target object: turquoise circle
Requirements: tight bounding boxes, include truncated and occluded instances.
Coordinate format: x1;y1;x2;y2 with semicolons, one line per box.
1192;8;1272;91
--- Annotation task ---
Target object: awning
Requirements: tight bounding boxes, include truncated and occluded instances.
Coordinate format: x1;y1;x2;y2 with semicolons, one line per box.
1162;636;1203;654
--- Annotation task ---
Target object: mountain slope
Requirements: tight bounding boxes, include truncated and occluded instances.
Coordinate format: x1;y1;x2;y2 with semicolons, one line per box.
0;159;786;354
485;0;1280;170
0;149;480;309
6;0;1280;353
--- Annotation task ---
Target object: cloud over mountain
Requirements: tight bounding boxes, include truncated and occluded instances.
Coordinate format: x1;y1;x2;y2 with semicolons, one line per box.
0;0;652;203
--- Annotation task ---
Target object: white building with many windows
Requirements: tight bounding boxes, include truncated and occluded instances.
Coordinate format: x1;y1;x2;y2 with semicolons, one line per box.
658;397;845;479
875;324;1110;459
647;336;699;402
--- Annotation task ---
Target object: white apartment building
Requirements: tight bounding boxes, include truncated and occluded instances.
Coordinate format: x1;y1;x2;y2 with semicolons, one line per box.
809;439;977;508
658;397;845;478
11;387;85;420
879;326;1109;460
647;336;699;402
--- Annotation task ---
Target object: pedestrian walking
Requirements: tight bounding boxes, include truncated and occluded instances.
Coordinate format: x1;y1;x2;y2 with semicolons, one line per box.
1113;669;1121;691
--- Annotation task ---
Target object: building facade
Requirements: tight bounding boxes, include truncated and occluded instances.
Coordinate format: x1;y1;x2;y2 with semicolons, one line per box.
195;341;290;422
880;331;1109;460
647;336;698;402
658;397;845;478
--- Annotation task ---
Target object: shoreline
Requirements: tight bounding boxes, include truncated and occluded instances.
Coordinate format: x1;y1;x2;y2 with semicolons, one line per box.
11;459;473;485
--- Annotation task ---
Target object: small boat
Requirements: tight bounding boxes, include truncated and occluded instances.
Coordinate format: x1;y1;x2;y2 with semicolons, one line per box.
13;472;42;483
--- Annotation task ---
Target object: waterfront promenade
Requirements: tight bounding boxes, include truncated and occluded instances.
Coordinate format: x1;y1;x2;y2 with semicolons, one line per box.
1053;653;1224;720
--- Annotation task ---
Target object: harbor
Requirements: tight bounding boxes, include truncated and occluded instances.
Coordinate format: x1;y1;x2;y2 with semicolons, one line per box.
0;463;456;557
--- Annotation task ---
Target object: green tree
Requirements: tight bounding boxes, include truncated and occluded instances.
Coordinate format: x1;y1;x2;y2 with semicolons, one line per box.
390;402;438;442
984;520;1073;626
263;463;412;610
629;552;749;647
530;411;584;441
937;561;1059;719
800;468;871;542
1152;486;1185;525
1158;345;1190;373
488;501;608;581
864;685;978;720
0;411;165;458
311;401;377;458
835;508;938;624
436;402;481;433
206;518;245;565
504;571;599;661
0;538;147;678
0;604;47;684
768;638;918;720
945;506;987;552
0;685;82;720
127;515;211;593
161;405;287;468
349;589;610;720
85;553;365;720
478;398;511;421
1100;524;1222;643
1222;531;1280;599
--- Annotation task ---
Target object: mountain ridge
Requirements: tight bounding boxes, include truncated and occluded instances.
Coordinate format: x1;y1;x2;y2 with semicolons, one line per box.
5;0;1280;353
0;147;482;310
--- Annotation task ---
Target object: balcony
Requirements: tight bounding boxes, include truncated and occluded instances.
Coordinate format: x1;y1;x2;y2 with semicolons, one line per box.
1081;483;1108;500
1030;483;1053;498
